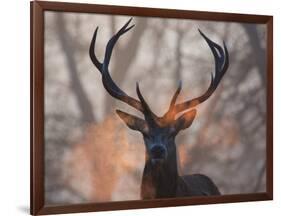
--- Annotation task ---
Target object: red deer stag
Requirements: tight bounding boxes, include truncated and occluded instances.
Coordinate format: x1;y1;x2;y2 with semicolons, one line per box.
89;18;229;199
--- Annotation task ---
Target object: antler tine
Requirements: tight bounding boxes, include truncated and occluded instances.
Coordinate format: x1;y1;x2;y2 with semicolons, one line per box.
198;29;229;80
89;27;103;73
161;81;182;122
103;18;135;68
136;83;158;125
169;81;182;110
89;18;135;74
173;29;229;114
89;18;144;113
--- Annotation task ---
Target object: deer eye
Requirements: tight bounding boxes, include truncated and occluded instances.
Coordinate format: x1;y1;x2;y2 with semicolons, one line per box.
168;127;177;136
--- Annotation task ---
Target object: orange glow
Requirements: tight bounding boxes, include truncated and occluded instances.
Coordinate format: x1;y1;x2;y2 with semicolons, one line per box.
178;144;190;173
63;114;144;202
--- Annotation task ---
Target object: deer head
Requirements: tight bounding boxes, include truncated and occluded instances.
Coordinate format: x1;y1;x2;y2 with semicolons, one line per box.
89;18;229;166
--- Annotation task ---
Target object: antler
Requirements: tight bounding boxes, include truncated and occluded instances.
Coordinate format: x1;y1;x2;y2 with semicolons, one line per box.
90;19;229;127
89;18;144;112
89;18;158;125
163;29;229;121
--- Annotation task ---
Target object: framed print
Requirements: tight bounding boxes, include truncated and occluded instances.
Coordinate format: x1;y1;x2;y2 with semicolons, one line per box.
30;1;273;215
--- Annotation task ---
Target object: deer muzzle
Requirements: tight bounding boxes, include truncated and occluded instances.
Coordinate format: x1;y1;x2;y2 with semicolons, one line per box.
150;145;167;163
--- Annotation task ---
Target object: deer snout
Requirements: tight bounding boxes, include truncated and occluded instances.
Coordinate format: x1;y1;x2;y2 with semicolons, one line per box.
150;145;167;160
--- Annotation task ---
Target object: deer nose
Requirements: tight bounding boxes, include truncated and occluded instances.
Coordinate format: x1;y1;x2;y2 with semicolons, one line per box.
150;145;167;159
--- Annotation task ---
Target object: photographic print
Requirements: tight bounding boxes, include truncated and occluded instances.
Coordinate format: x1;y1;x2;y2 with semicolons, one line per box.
31;1;273;215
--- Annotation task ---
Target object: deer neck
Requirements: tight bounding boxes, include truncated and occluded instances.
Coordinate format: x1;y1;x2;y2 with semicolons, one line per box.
141;144;179;199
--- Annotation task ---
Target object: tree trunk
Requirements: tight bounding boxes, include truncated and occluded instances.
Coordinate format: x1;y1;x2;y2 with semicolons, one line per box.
56;14;95;125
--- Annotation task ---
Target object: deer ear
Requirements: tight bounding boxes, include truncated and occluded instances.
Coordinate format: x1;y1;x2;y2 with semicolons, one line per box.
116;109;148;133
174;109;197;132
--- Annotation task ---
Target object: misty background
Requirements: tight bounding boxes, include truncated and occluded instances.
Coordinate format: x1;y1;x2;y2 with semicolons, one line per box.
44;11;267;205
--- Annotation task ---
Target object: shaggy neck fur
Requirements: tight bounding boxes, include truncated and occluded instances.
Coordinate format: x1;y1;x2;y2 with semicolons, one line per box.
141;145;179;199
